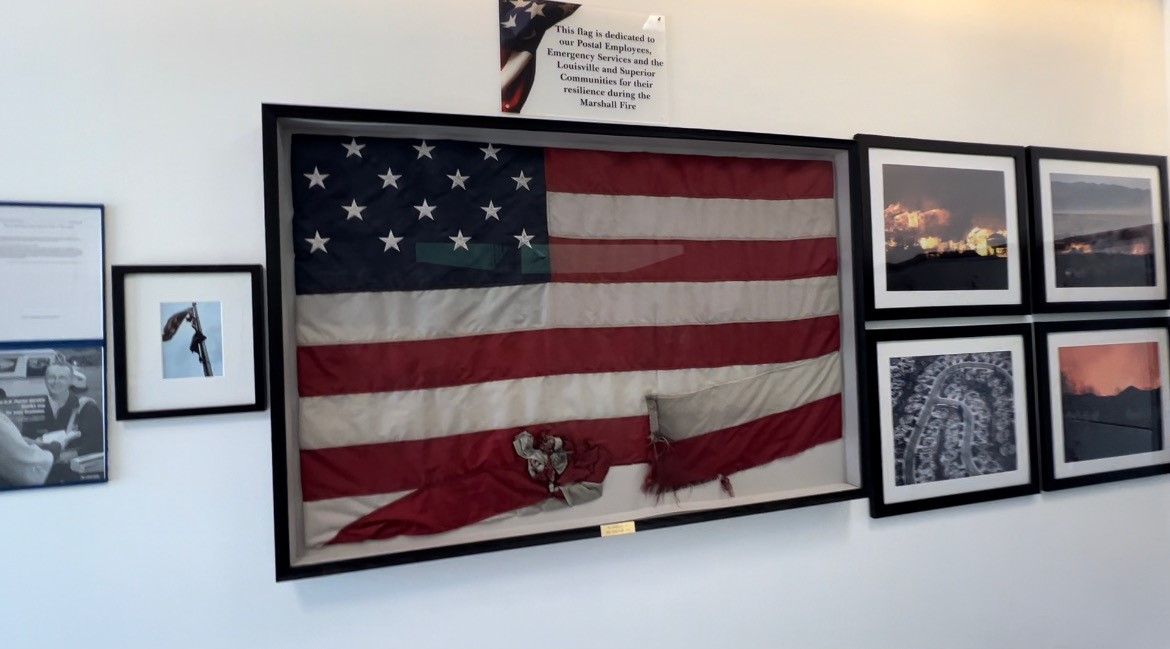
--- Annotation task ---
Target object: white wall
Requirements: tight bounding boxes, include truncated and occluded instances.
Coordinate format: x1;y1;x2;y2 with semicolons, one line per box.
2;1;1169;647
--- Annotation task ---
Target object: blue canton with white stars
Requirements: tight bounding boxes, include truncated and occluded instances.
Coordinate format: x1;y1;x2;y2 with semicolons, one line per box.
291;134;550;296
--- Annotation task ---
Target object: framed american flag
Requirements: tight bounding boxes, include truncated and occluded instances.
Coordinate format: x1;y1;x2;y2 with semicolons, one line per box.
263;104;866;579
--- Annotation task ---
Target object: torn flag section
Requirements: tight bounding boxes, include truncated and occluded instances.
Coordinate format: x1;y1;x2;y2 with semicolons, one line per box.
290;133;842;547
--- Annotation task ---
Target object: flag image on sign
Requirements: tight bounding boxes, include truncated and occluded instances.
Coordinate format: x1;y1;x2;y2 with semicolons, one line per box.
289;133;843;547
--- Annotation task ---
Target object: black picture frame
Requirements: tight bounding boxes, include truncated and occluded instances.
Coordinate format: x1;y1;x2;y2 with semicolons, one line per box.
854;135;1031;321
1027;147;1170;313
1034;318;1170;490
865;323;1039;518
112;265;266;420
0;201;108;494
263;103;867;580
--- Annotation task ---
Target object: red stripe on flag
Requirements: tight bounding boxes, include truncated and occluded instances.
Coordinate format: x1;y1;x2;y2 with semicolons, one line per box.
645;394;843;493
545;149;835;200
301;416;652;501
327;435;617;544
548;237;839;284
297;316;841;397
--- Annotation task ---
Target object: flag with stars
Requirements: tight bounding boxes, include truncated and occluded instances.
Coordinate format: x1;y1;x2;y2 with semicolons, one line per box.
499;0;581;113
290;133;844;547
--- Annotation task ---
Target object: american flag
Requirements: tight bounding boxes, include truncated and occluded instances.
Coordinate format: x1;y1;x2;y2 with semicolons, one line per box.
290;133;843;547
499;0;580;113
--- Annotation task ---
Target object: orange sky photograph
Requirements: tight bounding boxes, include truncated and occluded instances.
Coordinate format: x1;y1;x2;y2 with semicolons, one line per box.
1059;341;1162;396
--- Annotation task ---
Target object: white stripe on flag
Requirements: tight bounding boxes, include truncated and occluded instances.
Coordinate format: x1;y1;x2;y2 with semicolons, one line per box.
548;194;837;240
295;277;840;346
298;357;837;450
649;353;842;441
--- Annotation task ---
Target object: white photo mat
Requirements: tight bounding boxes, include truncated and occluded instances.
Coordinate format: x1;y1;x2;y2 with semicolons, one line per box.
1036;158;1166;304
1045;327;1170;479
867;148;1022;310
122;272;257;412
876;334;1032;504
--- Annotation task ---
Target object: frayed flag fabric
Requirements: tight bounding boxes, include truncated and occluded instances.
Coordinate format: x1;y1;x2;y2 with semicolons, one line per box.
290;133;843;547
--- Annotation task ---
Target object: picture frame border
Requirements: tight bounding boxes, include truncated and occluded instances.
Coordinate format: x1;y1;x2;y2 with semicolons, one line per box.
1034;317;1170;491
263;103;868;581
853;134;1031;321
865;323;1040;518
0;200;108;493
1026;146;1170;313
111;264;266;420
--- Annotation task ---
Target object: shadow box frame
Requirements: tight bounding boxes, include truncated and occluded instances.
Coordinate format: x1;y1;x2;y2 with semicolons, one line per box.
865;323;1040;518
111;264;267;420
262;103;869;580
1034;317;1170;491
853;135;1032;321
1027;147;1170;313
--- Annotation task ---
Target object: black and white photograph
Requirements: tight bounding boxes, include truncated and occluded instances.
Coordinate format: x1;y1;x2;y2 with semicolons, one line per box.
1030;148;1168;311
1035;319;1170;490
0;344;107;490
867;325;1038;517
856;136;1028;320
161;301;224;379
113;265;264;420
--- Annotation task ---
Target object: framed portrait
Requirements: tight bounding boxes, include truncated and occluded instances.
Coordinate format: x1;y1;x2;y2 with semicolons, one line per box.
0;342;107;491
263;104;866;579
854;135;1030;320
112;265;265;420
1035;319;1170;490
1028;148;1169;312
866;324;1038;517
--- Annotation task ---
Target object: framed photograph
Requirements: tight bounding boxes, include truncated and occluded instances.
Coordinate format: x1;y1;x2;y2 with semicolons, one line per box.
1035;319;1170;490
1028;148;1169;311
854;135;1029;320
0;342;107;491
263;104;865;579
112;265;265;419
866;324;1038;517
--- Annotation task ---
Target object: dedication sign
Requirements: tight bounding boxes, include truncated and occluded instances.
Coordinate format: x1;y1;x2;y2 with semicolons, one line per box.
499;1;668;123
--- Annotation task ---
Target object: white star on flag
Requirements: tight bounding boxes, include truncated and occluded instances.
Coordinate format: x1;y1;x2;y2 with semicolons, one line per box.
342;139;365;158
480;144;501;160
305;231;330;253
512;171;532;190
447;170;470;189
481;201;502;220
304;167;328;189
413;141;435;159
342;199;366;220
379;230;404;252
378;167;402;189
450;230;471;251
501;14;518;29
414;199;437;220
514;229;535;249
526;2;545;17
509;0;530;7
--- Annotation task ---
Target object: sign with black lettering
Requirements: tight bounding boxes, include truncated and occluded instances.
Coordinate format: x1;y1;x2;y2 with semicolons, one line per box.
498;1;668;123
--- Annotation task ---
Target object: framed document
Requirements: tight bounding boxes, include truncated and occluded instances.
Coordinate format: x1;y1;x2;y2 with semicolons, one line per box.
112;265;265;420
0;201;107;492
0;202;105;342
854;136;1030;320
1028;147;1169;312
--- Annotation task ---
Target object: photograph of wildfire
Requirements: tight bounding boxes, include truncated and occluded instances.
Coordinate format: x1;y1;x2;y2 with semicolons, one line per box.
1050;173;1156;288
882;163;1010;291
1058;340;1163;463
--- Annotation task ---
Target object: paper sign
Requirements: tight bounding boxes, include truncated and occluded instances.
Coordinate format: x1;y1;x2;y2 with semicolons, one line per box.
600;521;637;537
